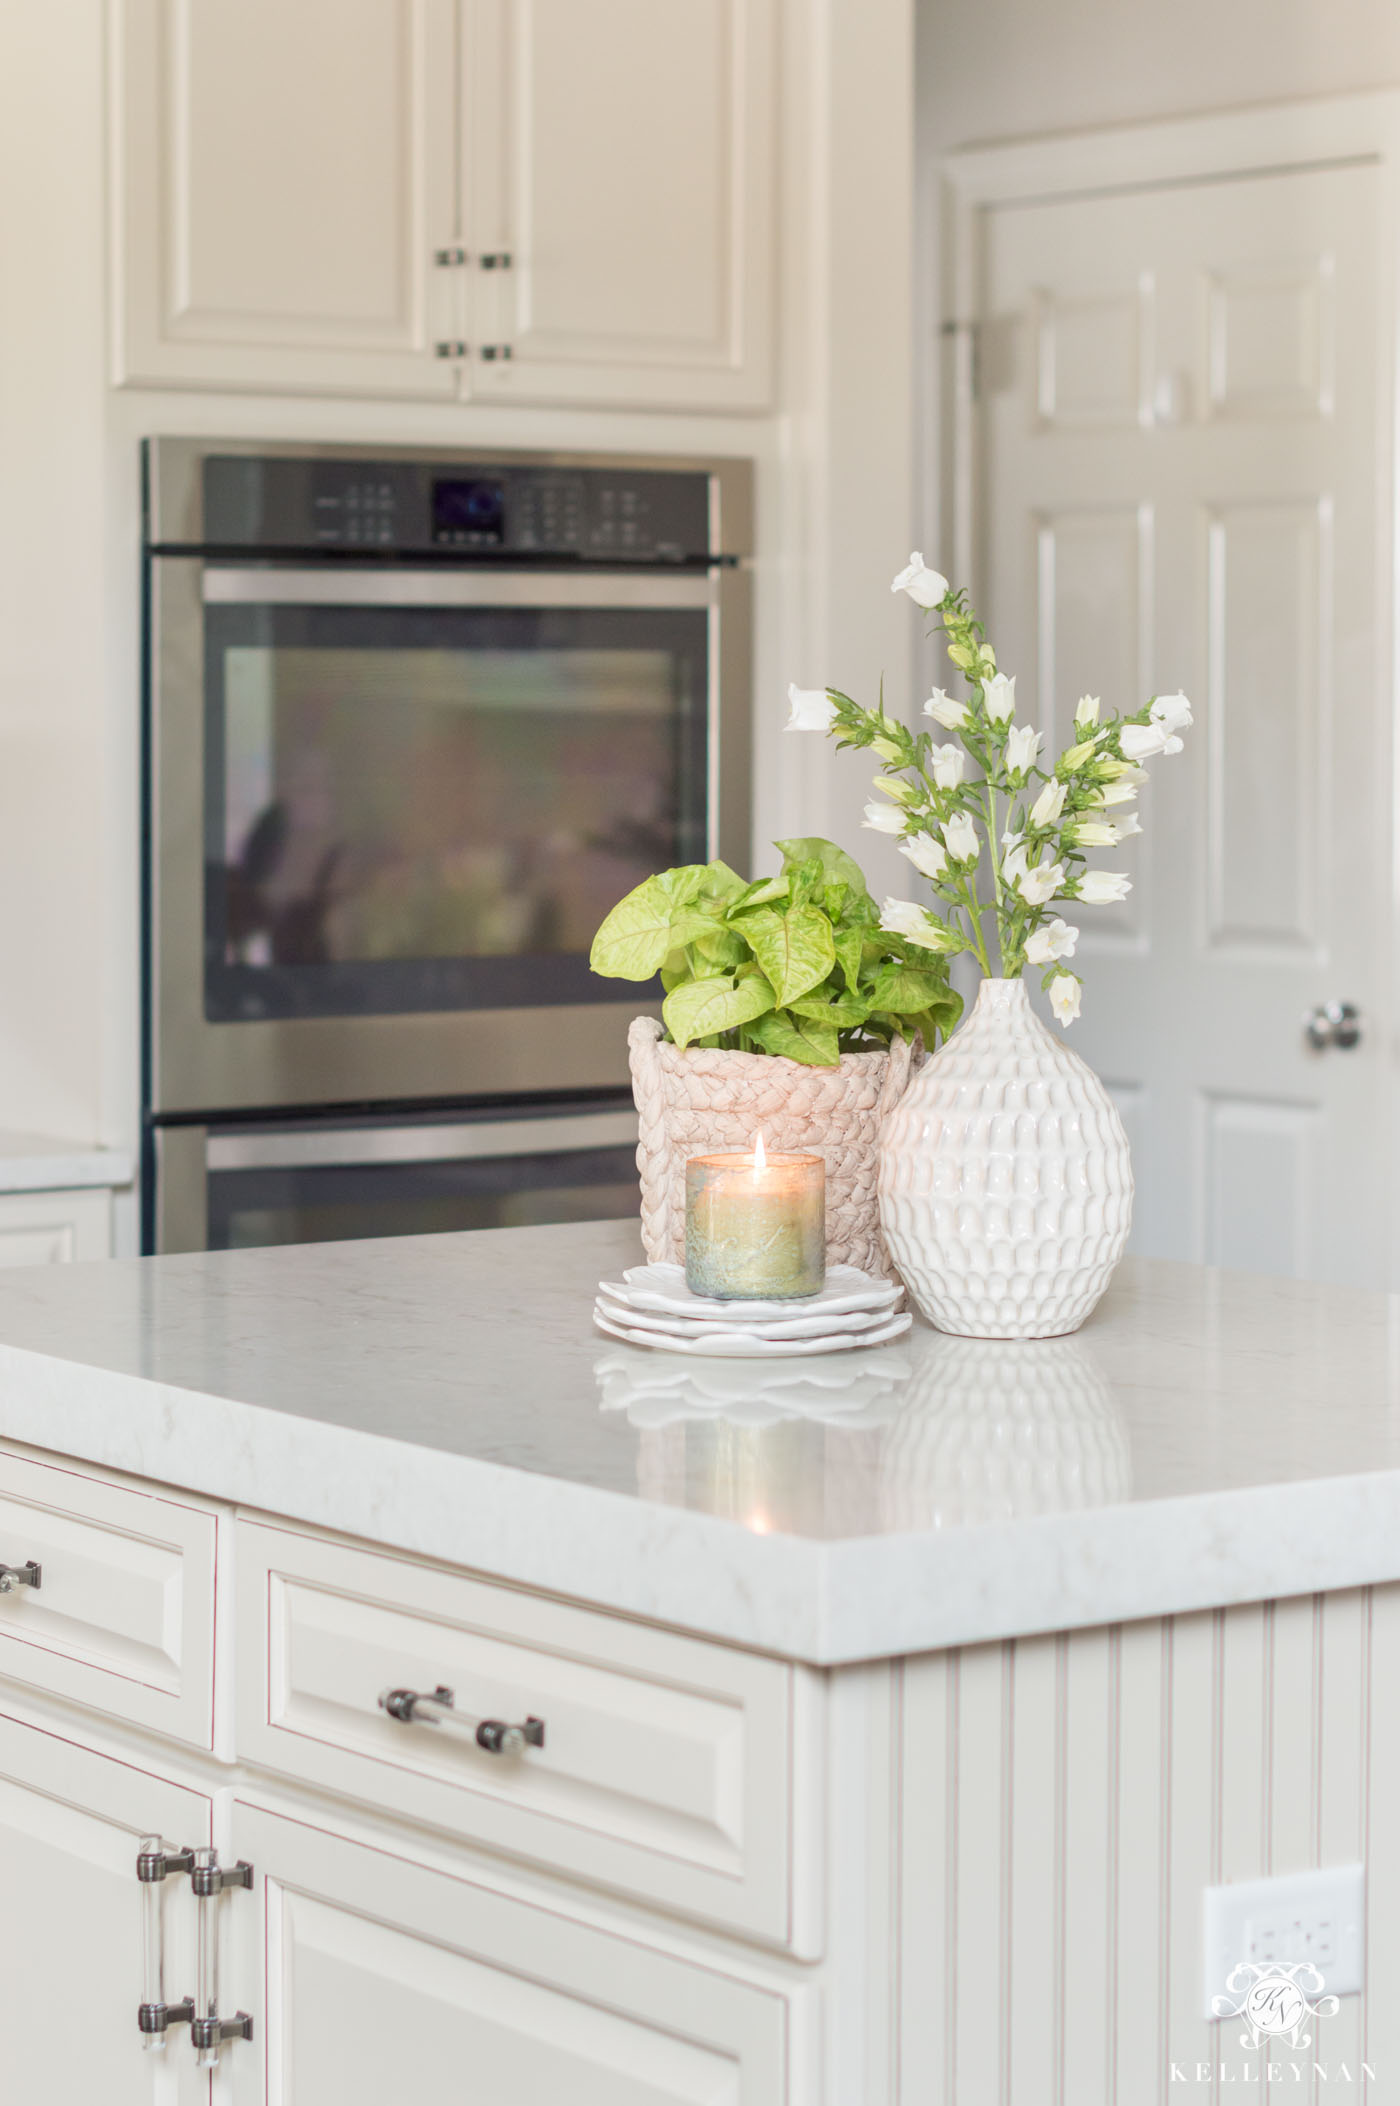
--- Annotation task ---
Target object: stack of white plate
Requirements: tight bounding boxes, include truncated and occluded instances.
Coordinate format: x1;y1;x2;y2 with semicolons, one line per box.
594;1262;910;1358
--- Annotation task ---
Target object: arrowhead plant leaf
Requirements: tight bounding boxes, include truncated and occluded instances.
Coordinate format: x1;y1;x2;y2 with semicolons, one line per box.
589;867;718;979
748;1010;842;1065
733;904;835;1008
662;972;776;1049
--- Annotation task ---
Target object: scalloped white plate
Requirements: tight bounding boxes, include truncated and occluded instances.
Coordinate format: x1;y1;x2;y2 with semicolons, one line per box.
596;1293;899;1343
592;1305;913;1358
609;1261;901;1324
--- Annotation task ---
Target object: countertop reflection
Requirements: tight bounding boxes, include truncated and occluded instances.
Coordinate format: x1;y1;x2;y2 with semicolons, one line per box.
597;1330;1130;1534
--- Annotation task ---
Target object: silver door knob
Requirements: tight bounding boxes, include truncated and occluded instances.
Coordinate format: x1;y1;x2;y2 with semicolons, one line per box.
1304;1000;1362;1051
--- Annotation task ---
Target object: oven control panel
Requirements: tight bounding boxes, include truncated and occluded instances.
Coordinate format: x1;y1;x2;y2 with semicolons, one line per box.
200;456;714;561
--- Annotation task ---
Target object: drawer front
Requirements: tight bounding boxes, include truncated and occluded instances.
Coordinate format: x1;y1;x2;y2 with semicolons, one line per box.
228;1800;801;2106
0;1450;216;1746
235;1519;799;1943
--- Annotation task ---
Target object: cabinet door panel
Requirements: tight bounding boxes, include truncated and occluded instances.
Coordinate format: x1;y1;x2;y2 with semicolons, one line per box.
0;1711;210;2105
0;1187;112;1265
467;0;776;408
228;1800;792;2105
116;0;458;395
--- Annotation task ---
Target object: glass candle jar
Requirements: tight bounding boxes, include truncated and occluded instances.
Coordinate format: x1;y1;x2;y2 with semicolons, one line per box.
684;1136;825;1299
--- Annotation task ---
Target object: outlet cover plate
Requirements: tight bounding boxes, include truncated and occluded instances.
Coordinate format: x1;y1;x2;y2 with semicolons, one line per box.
1203;1864;1365;2017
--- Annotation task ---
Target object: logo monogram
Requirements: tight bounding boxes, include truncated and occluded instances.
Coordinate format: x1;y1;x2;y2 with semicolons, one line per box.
1212;1962;1340;2049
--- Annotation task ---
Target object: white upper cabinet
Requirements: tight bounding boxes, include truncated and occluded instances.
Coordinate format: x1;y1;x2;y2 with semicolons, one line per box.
114;0;776;411
116;0;460;396
463;0;776;408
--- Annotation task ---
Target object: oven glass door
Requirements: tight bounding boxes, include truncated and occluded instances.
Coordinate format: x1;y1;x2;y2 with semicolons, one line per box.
200;1106;640;1251
201;569;711;1023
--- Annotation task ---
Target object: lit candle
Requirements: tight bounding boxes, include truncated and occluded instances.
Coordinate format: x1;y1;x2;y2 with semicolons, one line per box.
684;1132;825;1300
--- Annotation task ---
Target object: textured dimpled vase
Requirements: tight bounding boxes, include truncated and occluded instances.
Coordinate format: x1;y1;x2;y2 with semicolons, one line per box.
878;977;1133;1339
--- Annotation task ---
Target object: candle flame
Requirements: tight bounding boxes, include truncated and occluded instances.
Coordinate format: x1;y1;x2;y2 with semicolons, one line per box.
752;1131;767;1176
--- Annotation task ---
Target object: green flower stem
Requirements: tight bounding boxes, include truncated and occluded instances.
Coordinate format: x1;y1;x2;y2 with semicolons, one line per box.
956;870;993;976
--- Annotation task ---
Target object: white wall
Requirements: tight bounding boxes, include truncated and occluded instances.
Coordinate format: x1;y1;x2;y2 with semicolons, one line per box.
0;2;109;1144
0;0;922;1157
918;0;1400;150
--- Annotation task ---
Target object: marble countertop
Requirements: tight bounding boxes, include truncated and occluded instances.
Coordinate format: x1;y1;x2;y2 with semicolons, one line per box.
0;1220;1395;1664
0;1130;133;1192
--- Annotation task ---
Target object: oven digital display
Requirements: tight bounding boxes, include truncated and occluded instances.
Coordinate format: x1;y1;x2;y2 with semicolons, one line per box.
431;478;506;544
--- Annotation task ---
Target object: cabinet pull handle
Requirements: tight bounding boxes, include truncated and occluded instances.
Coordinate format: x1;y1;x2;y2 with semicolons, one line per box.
479;343;513;362
0;1560;40;1593
434;244;469;266
136;1837;195;2049
379;1684;545;1756
434;339;469;359
478;251;513;269
191;1848;255;2068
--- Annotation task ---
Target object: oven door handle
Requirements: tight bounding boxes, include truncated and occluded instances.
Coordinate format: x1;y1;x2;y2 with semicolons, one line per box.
205;1109;640;1174
200;567;717;611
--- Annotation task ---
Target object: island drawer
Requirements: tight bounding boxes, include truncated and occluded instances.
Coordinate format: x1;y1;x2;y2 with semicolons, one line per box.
234;1519;818;1948
0;1449;216;1746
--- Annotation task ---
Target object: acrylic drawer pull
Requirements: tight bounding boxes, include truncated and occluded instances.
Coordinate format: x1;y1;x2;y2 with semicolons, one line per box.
0;1560;40;1594
379;1683;545;1756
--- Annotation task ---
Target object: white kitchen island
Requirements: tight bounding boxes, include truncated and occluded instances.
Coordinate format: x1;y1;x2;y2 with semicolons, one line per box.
0;1221;1397;2101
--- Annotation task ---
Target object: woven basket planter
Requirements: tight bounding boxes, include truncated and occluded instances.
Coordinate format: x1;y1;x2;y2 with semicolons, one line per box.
628;1015;921;1281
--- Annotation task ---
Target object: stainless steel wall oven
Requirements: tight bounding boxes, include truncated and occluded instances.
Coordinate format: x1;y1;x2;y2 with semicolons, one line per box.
142;439;753;1253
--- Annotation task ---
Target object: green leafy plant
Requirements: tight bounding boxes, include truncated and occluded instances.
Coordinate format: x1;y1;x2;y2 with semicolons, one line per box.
589;837;962;1067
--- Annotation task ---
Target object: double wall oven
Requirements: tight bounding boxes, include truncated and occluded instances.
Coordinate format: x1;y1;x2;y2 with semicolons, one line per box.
143;439;752;1253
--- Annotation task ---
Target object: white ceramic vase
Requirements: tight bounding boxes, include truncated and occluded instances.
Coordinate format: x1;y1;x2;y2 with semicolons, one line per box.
878;977;1133;1339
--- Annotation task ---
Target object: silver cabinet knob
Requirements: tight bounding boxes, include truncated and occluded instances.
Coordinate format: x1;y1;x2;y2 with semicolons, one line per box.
0;1559;40;1593
1304;1000;1363;1051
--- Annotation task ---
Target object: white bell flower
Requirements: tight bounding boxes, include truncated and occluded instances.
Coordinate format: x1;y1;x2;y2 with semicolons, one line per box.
1016;858;1065;906
942;812;981;863
879;897;955;949
1113;811;1143;837
1066;817;1121;847
891;553;950;609
1048;974;1082;1027
786;682;837;732
1096;779;1140;807
1029;779;1066;829
924;689;968;729
982;672;1017;725
1120;721;1183;761
1078;869;1132;903
929;742;966;789
899;833;948;880
1004;722;1042;776
1025;918;1078;965
1150;690;1193;735
1075;695;1102;727
862;799;908;835
1001;836;1029;883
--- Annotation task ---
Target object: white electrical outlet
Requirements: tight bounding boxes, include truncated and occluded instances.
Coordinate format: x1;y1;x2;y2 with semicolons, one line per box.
1203;1864;1365;2018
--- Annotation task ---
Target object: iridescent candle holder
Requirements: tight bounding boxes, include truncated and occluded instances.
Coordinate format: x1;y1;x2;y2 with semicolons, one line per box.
684;1140;825;1300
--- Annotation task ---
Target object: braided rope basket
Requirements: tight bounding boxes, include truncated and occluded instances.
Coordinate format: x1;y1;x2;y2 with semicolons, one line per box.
627;1015;922;1281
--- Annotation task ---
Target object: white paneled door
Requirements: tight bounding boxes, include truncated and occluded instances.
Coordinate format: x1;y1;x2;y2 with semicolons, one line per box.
973;156;1391;1284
